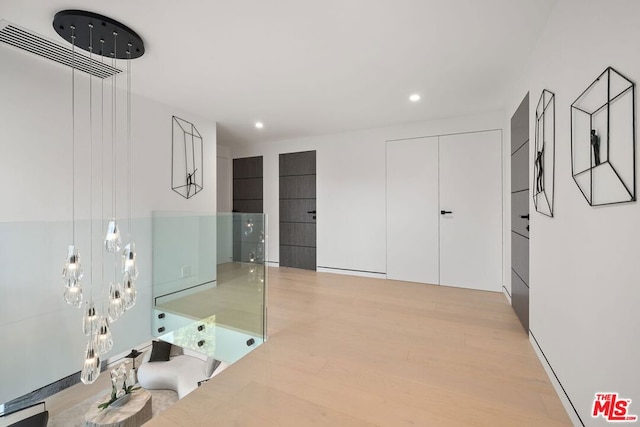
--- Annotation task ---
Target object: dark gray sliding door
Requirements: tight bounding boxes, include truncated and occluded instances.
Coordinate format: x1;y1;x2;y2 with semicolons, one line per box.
511;94;530;332
279;151;316;270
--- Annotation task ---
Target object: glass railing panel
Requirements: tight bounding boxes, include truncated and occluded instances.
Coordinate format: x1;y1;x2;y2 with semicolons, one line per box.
151;212;266;364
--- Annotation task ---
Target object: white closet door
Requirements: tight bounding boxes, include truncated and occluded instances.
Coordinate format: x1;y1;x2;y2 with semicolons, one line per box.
386;137;440;284
439;131;502;292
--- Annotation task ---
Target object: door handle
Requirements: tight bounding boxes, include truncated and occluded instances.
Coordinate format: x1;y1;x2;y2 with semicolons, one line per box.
307;210;316;219
307;210;316;214
520;214;530;220
440;210;452;215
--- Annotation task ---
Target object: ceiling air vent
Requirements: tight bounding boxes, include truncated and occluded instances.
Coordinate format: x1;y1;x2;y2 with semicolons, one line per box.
0;20;121;79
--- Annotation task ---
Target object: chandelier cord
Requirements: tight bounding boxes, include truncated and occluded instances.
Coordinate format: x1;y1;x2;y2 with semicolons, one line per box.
100;39;105;298
112;31;118;282
89;23;94;300
71;25;76;245
112;32;117;221
127;45;132;239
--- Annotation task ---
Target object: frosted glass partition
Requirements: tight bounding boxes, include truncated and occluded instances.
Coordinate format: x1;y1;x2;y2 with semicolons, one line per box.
0;218;154;406
151;212;267;363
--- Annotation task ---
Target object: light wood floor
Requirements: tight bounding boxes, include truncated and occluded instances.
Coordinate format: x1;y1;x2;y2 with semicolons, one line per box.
157;262;265;337
147;267;571;426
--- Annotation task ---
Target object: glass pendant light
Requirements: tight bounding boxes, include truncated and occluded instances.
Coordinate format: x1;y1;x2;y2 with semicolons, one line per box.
108;281;125;323
82;300;99;336
63;285;83;308
122;273;137;311
104;220;122;253
63;245;84;308
122;243;138;279
96;316;113;355
80;337;101;384
62;245;84;286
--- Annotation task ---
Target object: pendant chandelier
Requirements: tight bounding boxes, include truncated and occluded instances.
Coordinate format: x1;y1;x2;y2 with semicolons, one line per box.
54;10;145;385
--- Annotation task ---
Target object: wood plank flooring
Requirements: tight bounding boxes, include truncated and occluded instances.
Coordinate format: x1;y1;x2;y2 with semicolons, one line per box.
156;262;265;336
148;267;571;426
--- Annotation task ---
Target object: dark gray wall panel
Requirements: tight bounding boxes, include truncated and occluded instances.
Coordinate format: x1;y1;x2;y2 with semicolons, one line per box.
511;270;529;331
280;151;316;175
233;156;263;213
233;156;264;262
279;175;316;199
233;156;263;179
232;200;263;214
280;246;316;271
232;242;262;263
511;191;529;238
280;199;316;223
511;93;529;154
511;232;529;283
232;242;241;261
232;217;264;243
511;142;529;193
233;178;263;200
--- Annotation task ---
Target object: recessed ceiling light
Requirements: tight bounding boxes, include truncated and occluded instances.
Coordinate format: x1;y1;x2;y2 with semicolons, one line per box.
409;94;421;102
255;122;264;129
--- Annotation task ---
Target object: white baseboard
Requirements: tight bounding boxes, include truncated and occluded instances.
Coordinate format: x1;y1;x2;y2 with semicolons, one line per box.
529;333;584;427
502;286;512;303
266;261;279;267
316;266;386;279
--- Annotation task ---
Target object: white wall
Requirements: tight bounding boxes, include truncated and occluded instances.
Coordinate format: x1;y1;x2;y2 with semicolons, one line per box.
216;145;233;264
506;1;640;425
231;111;505;276
0;45;217;403
217;145;233;213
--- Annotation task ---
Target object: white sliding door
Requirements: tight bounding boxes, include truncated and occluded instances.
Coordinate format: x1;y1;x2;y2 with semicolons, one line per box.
439;130;502;291
386;137;440;285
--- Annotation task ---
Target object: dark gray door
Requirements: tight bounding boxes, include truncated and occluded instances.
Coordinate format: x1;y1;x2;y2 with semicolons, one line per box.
511;94;530;332
279;151;316;270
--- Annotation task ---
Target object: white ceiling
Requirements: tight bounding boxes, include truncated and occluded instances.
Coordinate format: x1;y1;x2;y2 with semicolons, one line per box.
0;0;556;146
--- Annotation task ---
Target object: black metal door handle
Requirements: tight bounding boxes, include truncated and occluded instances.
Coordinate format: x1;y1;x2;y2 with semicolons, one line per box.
520;214;530;219
440;210;452;215
307;210;316;214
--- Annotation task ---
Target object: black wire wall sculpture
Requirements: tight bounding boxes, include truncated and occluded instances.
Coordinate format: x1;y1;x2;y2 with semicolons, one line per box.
571;67;636;206
172;116;203;199
534;89;555;217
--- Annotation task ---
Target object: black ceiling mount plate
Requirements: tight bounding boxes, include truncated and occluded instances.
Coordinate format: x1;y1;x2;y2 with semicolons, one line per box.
53;9;144;59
